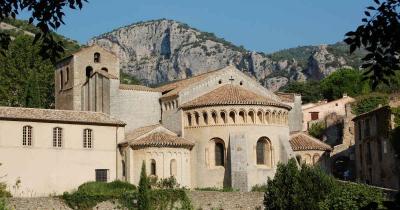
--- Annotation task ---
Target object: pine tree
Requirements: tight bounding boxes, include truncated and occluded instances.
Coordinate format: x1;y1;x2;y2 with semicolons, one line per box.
138;161;150;210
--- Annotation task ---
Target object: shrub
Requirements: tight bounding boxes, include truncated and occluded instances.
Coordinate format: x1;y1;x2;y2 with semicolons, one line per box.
319;182;384;210
264;159;386;210
63;180;136;209
308;122;326;139
138;161;150;210
156;176;180;189
251;184;268;192
352;93;389;115
0;198;6;210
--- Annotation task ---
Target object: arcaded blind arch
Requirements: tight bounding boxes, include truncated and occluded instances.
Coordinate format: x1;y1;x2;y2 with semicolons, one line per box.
256;137;273;167
94;52;101;63
83;128;93;148
22;125;33;146
53;127;63;148
304;154;312;164
170;159;177;177
150;159;157;176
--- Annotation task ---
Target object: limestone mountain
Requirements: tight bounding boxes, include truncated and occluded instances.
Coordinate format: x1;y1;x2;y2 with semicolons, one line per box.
90;19;366;91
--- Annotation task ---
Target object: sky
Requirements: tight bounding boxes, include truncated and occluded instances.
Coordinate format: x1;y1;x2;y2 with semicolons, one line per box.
20;0;369;53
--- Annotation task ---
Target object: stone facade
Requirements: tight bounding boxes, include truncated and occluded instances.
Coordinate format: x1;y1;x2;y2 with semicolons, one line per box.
353;106;399;189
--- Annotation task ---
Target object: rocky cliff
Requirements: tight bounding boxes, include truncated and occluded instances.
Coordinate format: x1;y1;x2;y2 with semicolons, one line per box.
89;19;365;91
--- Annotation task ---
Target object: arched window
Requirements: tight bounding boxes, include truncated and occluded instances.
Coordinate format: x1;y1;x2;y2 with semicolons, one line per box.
150;159;156;176
248;111;255;124
60;71;64;89
220;112;227;124
86;66;93;78
53;127;63;148
256;137;272;167
257;111;263;124
313;154;320;165
83;128;93;148
238;110;245;124
170;159;177;177
211;111;217;124
187;113;192;126
22;125;33;146
101;67;108;72
214;140;225;166
265;111;271;124
229;111;235;124
194;112;200;126
94;52;101;63
203;112;208;125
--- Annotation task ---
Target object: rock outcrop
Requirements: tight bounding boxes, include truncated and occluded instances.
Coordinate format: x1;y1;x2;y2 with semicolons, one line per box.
89;19;364;90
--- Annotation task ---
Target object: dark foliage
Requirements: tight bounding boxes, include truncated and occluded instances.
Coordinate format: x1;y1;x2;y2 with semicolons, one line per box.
0;0;86;62
344;0;400;88
280;80;323;103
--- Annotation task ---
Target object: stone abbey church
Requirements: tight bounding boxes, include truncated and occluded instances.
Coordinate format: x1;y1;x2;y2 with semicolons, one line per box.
0;45;331;197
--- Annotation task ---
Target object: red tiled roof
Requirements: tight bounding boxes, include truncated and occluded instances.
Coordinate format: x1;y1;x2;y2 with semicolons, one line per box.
181;84;290;109
290;132;332;151
119;84;159;92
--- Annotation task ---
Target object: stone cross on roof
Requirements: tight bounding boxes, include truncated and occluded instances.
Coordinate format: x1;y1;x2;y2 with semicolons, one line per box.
229;75;235;83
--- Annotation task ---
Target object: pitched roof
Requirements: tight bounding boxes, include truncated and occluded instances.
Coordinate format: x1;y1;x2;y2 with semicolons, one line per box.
352;105;390;121
154;67;227;99
290;132;332;151
181;84;291;109
119;84;160;92
122;124;194;149
0;106;125;126
130;132;194;149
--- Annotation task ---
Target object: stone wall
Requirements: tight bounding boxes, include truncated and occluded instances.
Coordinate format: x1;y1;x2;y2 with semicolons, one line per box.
6;191;264;210
187;191;264;210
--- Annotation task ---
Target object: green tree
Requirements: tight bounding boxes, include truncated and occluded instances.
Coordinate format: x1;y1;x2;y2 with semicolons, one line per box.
0;0;86;61
352;93;389;115
0;35;54;108
308;122;326;140
138;161;150;210
280;80;323;104
320;68;367;100
345;0;400;88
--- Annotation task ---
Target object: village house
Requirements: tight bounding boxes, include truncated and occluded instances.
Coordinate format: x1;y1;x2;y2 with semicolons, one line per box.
353;106;399;190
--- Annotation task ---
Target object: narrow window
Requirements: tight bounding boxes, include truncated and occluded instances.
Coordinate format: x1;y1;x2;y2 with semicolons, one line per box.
101;67;108;72
95;169;108;182
256;140;266;165
377;140;382;161
22;125;33;146
53;127;62;148
365;118;371;137
94;52;101;63
60;71;64;89
150;159;156;176
215;142;225;166
66;67;69;83
83;129;93;148
122;160;126;177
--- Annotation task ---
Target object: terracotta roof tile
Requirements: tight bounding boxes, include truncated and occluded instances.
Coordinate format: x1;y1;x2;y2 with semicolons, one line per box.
122;124;194;149
290;132;332;151
125;124;162;141
181;84;291;109
130;132;194;149
119;84;159;92
0;106;125;126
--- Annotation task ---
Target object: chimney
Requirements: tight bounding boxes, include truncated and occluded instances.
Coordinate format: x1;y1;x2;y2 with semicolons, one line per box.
343;93;348;98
